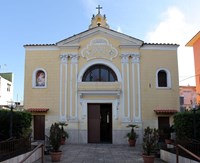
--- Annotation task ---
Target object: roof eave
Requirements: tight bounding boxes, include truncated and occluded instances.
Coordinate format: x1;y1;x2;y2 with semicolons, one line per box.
186;31;200;47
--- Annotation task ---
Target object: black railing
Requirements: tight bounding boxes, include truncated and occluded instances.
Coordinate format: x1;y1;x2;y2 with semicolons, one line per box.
19;143;44;163
176;139;200;163
0;137;32;162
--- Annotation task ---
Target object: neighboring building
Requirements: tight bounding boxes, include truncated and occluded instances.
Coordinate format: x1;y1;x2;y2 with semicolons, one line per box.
186;31;200;104
24;8;179;144
179;86;196;110
0;73;14;106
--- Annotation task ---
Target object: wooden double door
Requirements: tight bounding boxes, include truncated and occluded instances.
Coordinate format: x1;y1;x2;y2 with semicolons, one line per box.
88;103;112;143
158;117;170;142
34;115;45;140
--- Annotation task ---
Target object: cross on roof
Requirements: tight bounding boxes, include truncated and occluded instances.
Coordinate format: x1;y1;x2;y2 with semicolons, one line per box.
96;5;102;14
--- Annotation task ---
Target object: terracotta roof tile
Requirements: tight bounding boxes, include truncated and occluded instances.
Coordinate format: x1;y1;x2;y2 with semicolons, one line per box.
154;109;178;115
27;108;49;112
144;43;179;46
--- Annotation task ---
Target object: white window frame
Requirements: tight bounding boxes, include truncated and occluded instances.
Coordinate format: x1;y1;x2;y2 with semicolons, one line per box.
32;68;47;88
156;68;171;89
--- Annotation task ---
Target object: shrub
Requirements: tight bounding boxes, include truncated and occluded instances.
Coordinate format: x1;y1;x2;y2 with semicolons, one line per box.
0;110;32;140
174;110;200;140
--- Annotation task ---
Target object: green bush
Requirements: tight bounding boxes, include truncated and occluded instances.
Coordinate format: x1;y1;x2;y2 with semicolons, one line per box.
174;110;200;140
0;110;32;140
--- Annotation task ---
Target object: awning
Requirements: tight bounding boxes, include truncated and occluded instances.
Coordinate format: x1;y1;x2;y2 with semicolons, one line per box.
154;109;178;115
27;108;49;113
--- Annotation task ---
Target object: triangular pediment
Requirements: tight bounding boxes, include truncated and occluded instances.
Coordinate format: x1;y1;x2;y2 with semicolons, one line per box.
56;27;143;48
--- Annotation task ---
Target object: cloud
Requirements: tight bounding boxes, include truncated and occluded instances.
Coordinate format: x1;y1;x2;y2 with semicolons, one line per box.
146;7;190;44
145;6;199;86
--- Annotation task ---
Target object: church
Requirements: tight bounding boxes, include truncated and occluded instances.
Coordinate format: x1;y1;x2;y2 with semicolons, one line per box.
24;6;179;144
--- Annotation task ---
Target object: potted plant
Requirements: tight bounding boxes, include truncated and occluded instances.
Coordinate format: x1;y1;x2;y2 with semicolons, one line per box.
142;126;159;163
58;122;69;145
49;123;62;162
125;124;138;146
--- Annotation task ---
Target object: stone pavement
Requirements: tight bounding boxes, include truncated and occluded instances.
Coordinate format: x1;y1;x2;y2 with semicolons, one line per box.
43;144;167;163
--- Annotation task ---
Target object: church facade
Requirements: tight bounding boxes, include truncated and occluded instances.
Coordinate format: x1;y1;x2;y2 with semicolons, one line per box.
24;9;179;144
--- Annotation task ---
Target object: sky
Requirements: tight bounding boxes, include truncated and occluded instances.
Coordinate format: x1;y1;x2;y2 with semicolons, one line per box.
0;0;199;102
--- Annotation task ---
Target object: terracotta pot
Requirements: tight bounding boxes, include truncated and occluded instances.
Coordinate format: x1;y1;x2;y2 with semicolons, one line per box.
128;139;136;147
142;154;155;163
50;151;62;162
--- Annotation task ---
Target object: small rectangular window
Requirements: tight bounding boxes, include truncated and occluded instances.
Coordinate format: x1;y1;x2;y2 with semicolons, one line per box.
7;83;11;92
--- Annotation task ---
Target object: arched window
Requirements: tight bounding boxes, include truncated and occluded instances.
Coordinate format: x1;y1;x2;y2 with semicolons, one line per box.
82;64;117;82
32;68;47;88
156;68;171;88
158;70;167;87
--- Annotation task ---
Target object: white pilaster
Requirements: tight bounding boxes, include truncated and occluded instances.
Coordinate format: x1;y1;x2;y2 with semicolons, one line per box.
121;54;130;122
131;55;136;122
131;54;141;122
69;54;79;120
59;54;68;122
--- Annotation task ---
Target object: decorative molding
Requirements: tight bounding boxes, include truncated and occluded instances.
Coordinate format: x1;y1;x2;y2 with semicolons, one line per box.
60;54;69;63
130;53;140;63
70;54;79;64
78;82;121;91
81;38;118;61
121;54;129;63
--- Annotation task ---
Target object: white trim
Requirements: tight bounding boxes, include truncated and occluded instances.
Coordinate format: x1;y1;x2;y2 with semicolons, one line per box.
156;68;172;89
137;63;141;122
24;46;59;51
141;44;179;50
32;68;47;89
78;59;122;82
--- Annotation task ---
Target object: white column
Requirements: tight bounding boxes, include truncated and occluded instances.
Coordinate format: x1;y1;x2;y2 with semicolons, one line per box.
121;54;130;122
131;55;136;122
59;54;68;122
137;56;141;122
69;54;78;120
131;54;141;122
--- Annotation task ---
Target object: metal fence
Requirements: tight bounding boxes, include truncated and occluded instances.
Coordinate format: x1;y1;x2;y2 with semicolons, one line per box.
0;137;32;162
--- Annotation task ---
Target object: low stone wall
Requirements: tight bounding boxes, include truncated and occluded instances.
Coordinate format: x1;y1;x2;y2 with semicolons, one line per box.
160;149;199;163
1;146;42;163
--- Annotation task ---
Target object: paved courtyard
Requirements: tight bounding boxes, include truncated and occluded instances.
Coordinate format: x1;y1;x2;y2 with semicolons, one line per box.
43;144;166;163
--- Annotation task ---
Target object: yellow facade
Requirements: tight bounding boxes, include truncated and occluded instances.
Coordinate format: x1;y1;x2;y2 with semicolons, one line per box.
24;11;179;144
